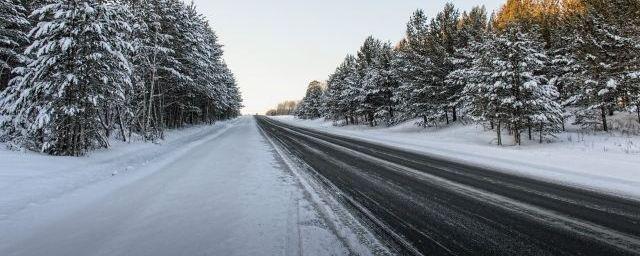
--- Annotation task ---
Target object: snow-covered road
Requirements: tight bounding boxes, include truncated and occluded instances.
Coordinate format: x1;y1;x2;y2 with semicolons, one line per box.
0;116;353;256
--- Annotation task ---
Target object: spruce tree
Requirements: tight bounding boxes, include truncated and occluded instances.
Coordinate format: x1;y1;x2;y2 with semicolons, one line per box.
0;0;30;90
0;0;133;155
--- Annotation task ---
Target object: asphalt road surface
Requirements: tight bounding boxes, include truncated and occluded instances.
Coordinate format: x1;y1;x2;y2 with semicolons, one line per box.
257;116;640;256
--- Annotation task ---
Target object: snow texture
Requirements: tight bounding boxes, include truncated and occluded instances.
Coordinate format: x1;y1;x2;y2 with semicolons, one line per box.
0;117;355;256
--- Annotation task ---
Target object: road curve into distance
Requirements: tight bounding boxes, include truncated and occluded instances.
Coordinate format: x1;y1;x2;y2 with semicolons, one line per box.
256;116;640;256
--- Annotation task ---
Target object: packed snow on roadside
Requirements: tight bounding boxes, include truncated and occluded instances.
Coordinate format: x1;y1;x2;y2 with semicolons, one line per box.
0;119;240;220
270;115;640;199
0;116;382;256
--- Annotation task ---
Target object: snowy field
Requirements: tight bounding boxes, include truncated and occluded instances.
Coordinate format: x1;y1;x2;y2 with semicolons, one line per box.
271;116;640;199
0;116;378;256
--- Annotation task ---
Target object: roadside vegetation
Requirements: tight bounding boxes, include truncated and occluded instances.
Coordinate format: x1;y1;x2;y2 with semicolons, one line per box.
293;0;640;145
0;0;243;156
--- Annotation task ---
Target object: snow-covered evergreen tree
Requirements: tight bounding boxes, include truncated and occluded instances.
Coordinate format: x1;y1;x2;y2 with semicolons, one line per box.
124;0;241;136
371;43;398;125
446;6;487;121
460;33;503;142
292;0;639;139
354;36;386;126
430;3;461;123
392;10;439;126
295;81;324;119
565;0;639;131
127;0;183;139
324;55;357;123
0;0;133;155
0;0;241;156
547;26;581;131
0;0;30;90
464;26;562;145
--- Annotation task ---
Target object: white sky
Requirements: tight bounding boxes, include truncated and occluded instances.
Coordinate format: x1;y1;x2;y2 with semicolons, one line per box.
190;0;504;114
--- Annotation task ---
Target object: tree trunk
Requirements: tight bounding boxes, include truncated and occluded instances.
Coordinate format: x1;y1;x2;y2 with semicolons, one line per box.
496;121;502;146
452;106;457;122
160;93;165;140
601;106;608;132
528;119;532;141
145;23;160;140
104;106;111;139
146;73;156;139
117;107;128;142
637;103;640;123
539;122;543;144
445;111;449;125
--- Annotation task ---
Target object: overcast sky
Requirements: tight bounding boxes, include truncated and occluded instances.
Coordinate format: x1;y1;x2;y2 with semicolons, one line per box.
190;0;504;114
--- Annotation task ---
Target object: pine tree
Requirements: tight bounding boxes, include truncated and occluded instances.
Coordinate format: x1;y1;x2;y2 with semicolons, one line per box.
371;43;398;125
0;0;133;155
325;55;356;123
546;18;583;131
295;0;639;138
355;36;383;126
566;0;639;131
392;10;439;126
295;81;324;119
339;55;361;124
464;26;562;145
461;33;504;143
0;0;30;90
446;6;488;122
501;26;561;145
129;0;184;140
126;0;241;130
430;3;461;124
0;0;241;156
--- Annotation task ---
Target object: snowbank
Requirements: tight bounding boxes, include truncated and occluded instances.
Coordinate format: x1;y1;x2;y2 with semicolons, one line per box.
0;119;240;220
270;116;640;199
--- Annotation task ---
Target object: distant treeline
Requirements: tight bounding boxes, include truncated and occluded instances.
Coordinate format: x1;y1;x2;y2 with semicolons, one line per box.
266;100;299;116
294;0;640;145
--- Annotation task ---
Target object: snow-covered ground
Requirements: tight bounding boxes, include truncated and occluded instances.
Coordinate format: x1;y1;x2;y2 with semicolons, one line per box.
271;116;640;199
0;119;239;220
0;116;375;256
